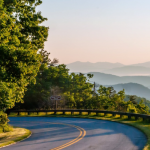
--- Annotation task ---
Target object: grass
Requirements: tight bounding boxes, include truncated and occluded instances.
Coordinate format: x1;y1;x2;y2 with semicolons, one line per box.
9;111;150;150
0;126;31;148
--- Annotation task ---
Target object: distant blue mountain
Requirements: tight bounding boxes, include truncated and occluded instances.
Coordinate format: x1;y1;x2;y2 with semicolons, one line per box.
86;72;150;88
132;61;150;68
102;66;150;76
67;61;150;76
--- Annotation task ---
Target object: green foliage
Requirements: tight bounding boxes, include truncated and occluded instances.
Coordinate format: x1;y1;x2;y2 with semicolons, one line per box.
124;95;150;109
14;50;94;109
125;95;149;114
94;86;126;111
0;0;48;110
136;100;149;114
0;111;11;132
16;64;94;110
127;103;137;113
64;73;93;109
0;111;9;125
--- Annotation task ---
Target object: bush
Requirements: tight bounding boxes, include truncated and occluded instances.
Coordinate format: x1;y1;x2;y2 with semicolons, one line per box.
0;112;9;125
0;111;12;132
127;104;137;113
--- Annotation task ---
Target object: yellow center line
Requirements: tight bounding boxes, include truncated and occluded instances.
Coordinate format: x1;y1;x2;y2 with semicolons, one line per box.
53;129;86;150
50;123;86;150
12;121;86;150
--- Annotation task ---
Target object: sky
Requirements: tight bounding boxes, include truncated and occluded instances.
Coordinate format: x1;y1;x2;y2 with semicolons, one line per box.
36;0;150;65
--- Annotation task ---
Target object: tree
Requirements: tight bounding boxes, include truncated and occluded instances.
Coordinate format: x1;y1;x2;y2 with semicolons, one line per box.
96;86;126;111
14;49;59;110
0;0;48;111
136;100;149;114
129;95;137;105
14;62;94;110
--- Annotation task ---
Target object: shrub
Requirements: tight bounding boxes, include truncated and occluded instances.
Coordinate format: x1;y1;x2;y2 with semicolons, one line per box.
0;111;12;132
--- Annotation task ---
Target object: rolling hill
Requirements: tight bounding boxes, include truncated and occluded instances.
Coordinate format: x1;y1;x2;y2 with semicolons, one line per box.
132;61;150;68
87;72;150;88
102;66;150;76
67;61;150;76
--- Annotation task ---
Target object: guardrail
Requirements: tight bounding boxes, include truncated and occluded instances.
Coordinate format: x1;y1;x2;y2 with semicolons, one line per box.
6;109;150;122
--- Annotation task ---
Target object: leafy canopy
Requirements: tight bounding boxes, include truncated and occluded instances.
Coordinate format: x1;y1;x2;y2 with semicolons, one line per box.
0;0;48;110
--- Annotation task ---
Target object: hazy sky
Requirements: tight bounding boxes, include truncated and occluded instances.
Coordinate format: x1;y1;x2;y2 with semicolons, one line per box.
37;0;150;65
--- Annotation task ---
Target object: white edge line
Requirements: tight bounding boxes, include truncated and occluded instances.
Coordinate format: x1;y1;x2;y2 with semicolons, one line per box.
0;131;32;149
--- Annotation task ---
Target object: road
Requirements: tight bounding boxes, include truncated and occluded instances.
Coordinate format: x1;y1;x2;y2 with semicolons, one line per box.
1;117;147;150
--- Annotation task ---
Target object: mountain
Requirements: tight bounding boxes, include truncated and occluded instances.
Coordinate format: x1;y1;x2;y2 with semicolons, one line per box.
102;66;150;76
87;72;150;87
67;61;150;76
87;72;123;85
104;83;150;100
67;61;124;73
132;61;150;68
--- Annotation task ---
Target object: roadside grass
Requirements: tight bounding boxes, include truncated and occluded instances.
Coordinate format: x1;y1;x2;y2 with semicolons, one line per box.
9;112;150;150
0;127;31;148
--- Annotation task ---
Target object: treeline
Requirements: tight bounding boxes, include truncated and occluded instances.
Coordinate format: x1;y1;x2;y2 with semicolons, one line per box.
14;50;94;110
13;50;149;115
0;0;48;131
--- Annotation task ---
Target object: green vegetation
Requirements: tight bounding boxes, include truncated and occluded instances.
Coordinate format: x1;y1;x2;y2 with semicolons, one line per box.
14;49;94;110
0;0;48;129
0;111;12;133
14;81;149;115
125;95;150;110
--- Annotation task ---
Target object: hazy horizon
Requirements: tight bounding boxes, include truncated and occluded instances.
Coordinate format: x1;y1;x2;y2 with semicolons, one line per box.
66;60;150;65
37;0;150;65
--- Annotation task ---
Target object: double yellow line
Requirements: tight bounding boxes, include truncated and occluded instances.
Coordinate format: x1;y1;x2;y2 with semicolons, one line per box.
13;121;86;150
50;123;86;150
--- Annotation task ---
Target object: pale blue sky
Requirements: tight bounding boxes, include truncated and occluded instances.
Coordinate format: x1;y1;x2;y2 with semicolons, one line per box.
37;0;150;65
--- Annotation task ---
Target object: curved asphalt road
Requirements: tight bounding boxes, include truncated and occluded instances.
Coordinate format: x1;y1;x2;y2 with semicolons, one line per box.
1;117;147;150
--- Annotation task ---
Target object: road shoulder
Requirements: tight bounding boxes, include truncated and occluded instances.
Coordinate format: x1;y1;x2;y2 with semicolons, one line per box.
0;127;31;148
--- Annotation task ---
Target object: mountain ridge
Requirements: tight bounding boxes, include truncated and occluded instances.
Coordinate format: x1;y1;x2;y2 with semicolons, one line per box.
102;66;150;76
67;61;125;73
85;72;150;87
67;61;150;76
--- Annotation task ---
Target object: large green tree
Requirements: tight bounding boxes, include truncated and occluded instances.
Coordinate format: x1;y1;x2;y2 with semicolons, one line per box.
15;50;60;109
0;0;48;111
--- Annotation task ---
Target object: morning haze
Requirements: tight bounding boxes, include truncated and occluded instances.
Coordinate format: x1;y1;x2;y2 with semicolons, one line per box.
37;0;150;65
